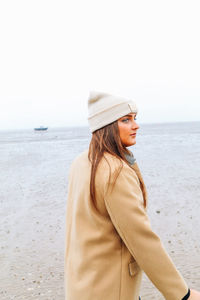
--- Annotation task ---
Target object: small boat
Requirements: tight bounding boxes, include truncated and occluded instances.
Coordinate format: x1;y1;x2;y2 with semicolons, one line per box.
34;126;48;131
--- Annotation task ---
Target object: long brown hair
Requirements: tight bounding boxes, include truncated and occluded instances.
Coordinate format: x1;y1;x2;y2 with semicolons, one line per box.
88;120;130;207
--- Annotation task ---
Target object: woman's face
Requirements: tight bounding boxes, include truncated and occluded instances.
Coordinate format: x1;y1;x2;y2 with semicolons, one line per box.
117;113;139;147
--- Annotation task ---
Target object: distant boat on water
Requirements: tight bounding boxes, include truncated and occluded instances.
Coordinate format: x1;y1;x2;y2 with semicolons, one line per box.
34;126;48;131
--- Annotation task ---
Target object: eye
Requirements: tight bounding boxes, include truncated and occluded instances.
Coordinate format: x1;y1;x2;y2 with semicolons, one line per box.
121;118;129;123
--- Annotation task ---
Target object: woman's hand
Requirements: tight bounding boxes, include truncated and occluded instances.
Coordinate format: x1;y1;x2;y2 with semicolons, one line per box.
189;289;200;299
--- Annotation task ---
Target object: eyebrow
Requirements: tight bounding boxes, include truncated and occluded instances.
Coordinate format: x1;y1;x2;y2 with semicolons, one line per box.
121;113;137;118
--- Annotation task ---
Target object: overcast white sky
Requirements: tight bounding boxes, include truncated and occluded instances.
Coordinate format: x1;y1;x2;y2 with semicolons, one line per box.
0;0;199;130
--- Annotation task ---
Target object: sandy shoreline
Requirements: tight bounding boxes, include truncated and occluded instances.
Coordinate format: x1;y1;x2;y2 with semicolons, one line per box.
0;125;200;299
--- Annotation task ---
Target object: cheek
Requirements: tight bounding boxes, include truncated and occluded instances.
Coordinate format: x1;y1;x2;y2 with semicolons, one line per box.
118;124;129;139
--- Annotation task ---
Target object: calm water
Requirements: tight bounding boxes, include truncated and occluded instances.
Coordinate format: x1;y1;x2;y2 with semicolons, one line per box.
0;121;200;144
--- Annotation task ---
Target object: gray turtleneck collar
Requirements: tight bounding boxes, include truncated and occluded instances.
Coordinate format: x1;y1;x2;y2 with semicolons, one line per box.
124;151;136;165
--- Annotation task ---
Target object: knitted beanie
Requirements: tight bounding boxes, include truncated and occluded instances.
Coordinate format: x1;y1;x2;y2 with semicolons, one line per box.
88;91;138;132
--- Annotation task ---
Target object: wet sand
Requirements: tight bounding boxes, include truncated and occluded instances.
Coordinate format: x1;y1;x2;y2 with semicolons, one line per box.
0;124;200;299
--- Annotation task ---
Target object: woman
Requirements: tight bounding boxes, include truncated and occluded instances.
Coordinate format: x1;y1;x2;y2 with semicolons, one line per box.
65;91;200;300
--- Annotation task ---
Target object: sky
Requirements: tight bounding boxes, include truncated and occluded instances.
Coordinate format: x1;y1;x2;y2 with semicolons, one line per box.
0;0;200;130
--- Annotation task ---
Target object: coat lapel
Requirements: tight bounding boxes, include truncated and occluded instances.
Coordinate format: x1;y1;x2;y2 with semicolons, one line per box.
130;162;148;208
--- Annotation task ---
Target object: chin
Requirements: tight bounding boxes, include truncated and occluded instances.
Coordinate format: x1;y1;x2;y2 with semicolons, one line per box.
125;141;136;147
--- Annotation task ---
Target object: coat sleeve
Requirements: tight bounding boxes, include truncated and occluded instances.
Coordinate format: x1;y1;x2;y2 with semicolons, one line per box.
103;163;188;300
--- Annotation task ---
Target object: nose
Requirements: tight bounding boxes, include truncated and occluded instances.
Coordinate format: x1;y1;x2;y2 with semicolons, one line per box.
132;120;140;130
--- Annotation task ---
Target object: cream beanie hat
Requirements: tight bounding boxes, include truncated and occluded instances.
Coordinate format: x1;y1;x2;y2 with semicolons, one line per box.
88;91;138;132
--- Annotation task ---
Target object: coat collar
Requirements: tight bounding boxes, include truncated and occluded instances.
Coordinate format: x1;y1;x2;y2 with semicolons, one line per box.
125;150;148;208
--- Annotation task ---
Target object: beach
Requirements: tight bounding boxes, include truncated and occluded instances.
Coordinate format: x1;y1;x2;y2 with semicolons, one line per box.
0;122;200;299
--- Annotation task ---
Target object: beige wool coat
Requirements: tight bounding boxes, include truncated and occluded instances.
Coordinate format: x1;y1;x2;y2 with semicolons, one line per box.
65;150;188;300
